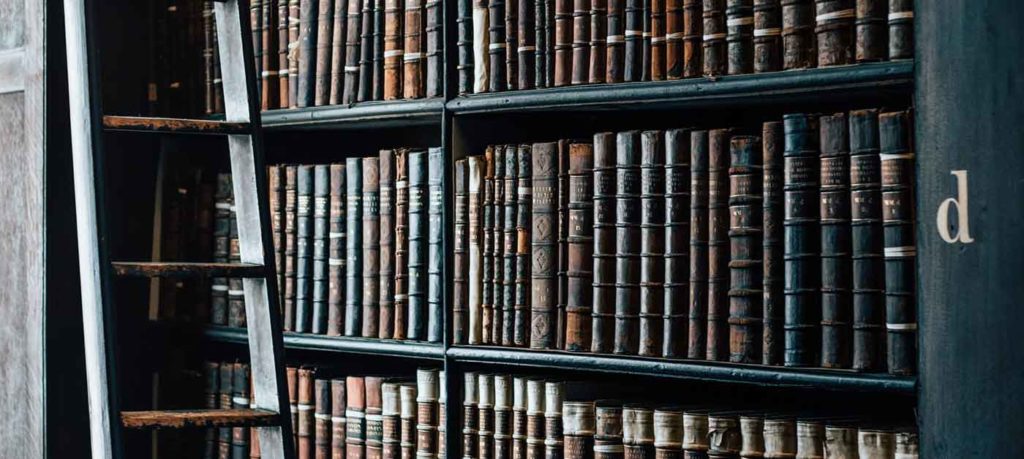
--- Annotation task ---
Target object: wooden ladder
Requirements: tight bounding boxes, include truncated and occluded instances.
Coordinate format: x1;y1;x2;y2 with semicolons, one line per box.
62;0;295;457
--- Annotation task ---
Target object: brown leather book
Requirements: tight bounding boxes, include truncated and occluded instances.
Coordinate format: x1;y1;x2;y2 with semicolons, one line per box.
815;0;854;67
606;0;626;83
382;382;402;459
728;136;764;364
753;0;782;72
706;128;732;362
512;377;528;459
203;362;219;459
327;164;346;336
591;133;616;354
653;409;682;459
526;379;546;459
781;0;815;69
519;0;538;89
595;402;623;459
854;0;885;62
564;402;597;459
650;0;667;80
545;382;565;459
417;369;440;457
783;114;821;368
795;420;823;459
887;0;912;60
218;363;234;459
346;377;367;459
269;166;285;308
623;0;643;81
479;374;496;459
288;0;301;107
298;368;315;459
384;0;405;99
622;406;654;459
682;0;702;77
557;141;571;350
400;384;418;459
426;0;443;96
665;0;684;78
232;363;251;459
761;122;784;366
739;415;764;459
566;143;595;352
262;0;280;109
483;148;496;344
762;417;796;459
663;130;690;359
365;158;382;337
489;0;510;91
359;0;376;102
572;0;592;84
395;150;409;340
494;375;514;459
823;424;857;459
515;146;533;347
456;159;471;344
470;157;486;345
288;367;300;447
331;379;347;459
380;151;397;339
707;414;741;458
507;0;521;90
503;147;520;345
531;142;559;349
474;0;492;92
281;167;297;331
329;0;347;104
726;0;754;74
315;0;335;105
464;373;480;459
316;379;333;459
589;0;608;83
343;0;363;103
879;109;915;376
365;377;384;459
702;0;726;76
819;113;852;369
640;131;666;357
554;0;573;85
614;131;642;355
681;410;708;459
492;147;507;344
687;131;709;360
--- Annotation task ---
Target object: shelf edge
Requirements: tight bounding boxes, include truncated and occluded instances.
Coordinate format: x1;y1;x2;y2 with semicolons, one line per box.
203;326;446;360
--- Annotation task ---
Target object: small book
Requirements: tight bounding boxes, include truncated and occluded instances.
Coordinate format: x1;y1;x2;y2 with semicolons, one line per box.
544;382;565;459
783;113;821;367
728;135;764;364
346;376;367;459
553;0;572;85
316;0;335;105
880;109;916;376
639;131;666;357
511;377;527;459
384;0;405;99
219;363;234;459
342;0;363;104
366;377;384;459
502;146;518;345
407;150;430;340
622;406;654;459
404;0;427;98
395;151;410;340
557;141;571;349
688;130;709;360
623;0;643;81
332;379;347;459
211;174;232;326
426;0;443;96
762;121;785;366
819;113;853;369
858;428;895;457
359;0;376;101
726;0;754;74
463;373;480;459
312;165;331;334
363;158;382;338
824;424;858;458
564;402;597;459
518;0;537;89
682;0;702;77
514;146;533;347
887;0;912;59
469;157;486;345
591;133;616;354
381;151;398;339
493;375;513;459
298;368;314;459
653;408;682;459
650;0;667;80
815;0;855;67
566;142;595;352
232;363;251;459
707;128;733;362
525;379;546;459
595;403;623;459
605;0;624;83
315;379;333;459
763;417;796;457
614;132;641;355
781;0;815;69
262;0;280;110
482;149;496;344
400;384;418;459
328;163;347;336
478;375;495;459
681;410;709;458
854;0;886;62
707;413;741;457
663;129;691;359
345;158;364;337
531;142;559;350
329;0;348;103
428;148;445;343
296;165;314;333
474;0;492;93
571;0;592;84
297;0;317;107
506;0;521;90
753;0;782;72
702;0;726;76
489;0;510;91
455;159;470;345
382;382;402;459
492;147;506;344
458;0;476;94
374;0;387;100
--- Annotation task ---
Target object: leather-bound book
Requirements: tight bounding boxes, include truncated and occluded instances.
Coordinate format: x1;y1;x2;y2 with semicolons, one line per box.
456;159;471;344
313;166;331;335
316;379;333;459
665;0;684;79
383;382;402;459
203;3;216;115
366;377;384;459
203;362;219;459
606;0;625;83
650;0;667;80
329;0;347;104
823;424;856;459
374;0;387;101
858;429;894;458
595;402;623;459
614;131;642;355
728;135;763;364
483;149;496;344
212;174;231;326
458;0;475;94
439;372;448;459
739;415;764;459
564;402;596;459
535;0;549;88
492;147;506;344
886;0;912;59
814;0;854;67
296;0;317;107
494;375;514;459
384;0;404;99
706;128;732;361
642;0;652;81
230;192;247;327
654;408;683;459
854;0;885;62
532;142;559;349
474;0;492;92
417;369;440;458
287;0;301;106
219;363;233;458
479;374;496;459
572;0;592;84
761;122;784;365
589;0;607;83
347;377;367;459
701;0;726;76
426;0;443;96
513;377;528;459
894;430;918;459
504;147;520;345
518;0;537;89
623;0;643;81
507;0;521;90
753;0;782;72
553;0;573;85
848;109;884;372
547;0;557;87
682;0;702;77
688;131;709;360
663;130;691;358
515;146;533;347
232;363;251;459
879;110;915;376
819;113;852;369
381;151;397;339
284;168;299;330
591;133;617;354
783;113;820;367
315;0;334;105
470;157;486;345
526;379;546;459
489;0;510;91
408;150;430;340
640;131;666;357
428;148;445;343
401;384;418;459
395;151;410;340
763;417;795;459
298;368;315;459
707;414;740;458
567;143;595;352
557;141;571;349
332;380;347;459
359;0;375;102
345;158;364;337
270;167;285;307
726;0;754;74
682;410;708;459
343;0;363;104
780;0;814;69
296;165;315;333
794;420;823;459
464;373;480;459
622;406;654;459
288;367;299;446
262;0;280;109
545;382;565;459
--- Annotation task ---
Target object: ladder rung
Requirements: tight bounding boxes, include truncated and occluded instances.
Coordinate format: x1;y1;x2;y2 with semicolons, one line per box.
111;262;266;278
121;409;279;430
102;116;251;135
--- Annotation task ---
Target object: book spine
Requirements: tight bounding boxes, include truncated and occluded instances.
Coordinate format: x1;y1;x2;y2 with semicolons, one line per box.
518;0;537;89
381;151;397;339
781;0;815;69
702;0;726;76
848;109;885;372
515;146;533;347
762;418;795;458
363;158;381;338
456;159;470;344
535;0;548;88
232;363;251;459
726;0;753;74
880;109;915;376
384;0;404;99
214;11;225;113
854;0;885;62
469;157;486;345
886;0;912;59
212;174;231;326
706;128;732;361
493;147;506;344
439;372;448;459
526;379;546;459
895;430;918;459
662;129;691;359
494;375;513;459
459;0;476;94
819;113;852;369
330;0;348;104
287;367;299;449
366;377;384;459
572;0;592;84
640;131;666;357
204;362;219;459
297;0;317;107
329;164;347;336
728;135;764;364
503;147;520;345
400;384;418;459
547;0;557;87
567;143;595;352
512;377;528;459
858;429;895;457
623;0;643;81
545;382;565;459
429;148;445;343
682;0;701;77
270;167;285;307
375;0;387;100
707;414;741;458
564;402;597;459
591;133;616;354
654;409;682;459
395;151;410;340
345;159;364;337
507;0;521;90
478;374;496;459
665;0;683;79
229;194;247;328
464;373;480;459
553;0;572;85
343;0;363;103
642;0;651;81
824;425;857;458
204;3;216;114
347;377;367;459
622;406;654;459
761;121;785;365
614;131;641;355
783;113;821;367
426;0;443;96
383;382;402;459
408;150;429;340
332;379;347;459
687;131;709;360
360;0;376;101
796;421;824;459
263;0;280;109
650;0;666;80
296;165;314;333
531;142;559;349
280;0;293;107
815;0;854;67
587;0;606;83
595;404;623;459
490;0;510;90
288;0;301;107
474;0;492;92
681;412;708;458
316;0;334;105
313;165;331;334
753;0;782;72
298;368;314;459
316;379;333;459
482;149;496;344
739;416;765;459
557;141;571;349
254;0;266;107
605;0;624;83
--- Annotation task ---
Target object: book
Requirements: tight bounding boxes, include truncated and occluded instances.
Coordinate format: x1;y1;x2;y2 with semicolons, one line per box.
682;0;702;77
401;384;418;459
270;166;285;306
796;420;824;458
688;130;709;360
553;0;573;85
280;0;294;107
478;374;495;459
762;121;785;366
781;0;815;69
650;0;667;80
726;0;754;74
614;131;641;355
366;377;384;459
507;0;521;90
572;0;592;84
363;157;382;338
566;142;595;352
297;0;317;107
347;376;367;459
526;379;546;459
642;0;652;81
536;0;549;87
469;157;486;345
328;163;347;336
706;128;732;361
384;0;404;99
381;151;398;339
763;417;795;458
203;3;216;115
494;375;513;459
330;0;348;104
515;146;533;347
606;0;625;83
545;382;565;459
219;363;234;459
503;147;519;345
490;0;510;91
531;142;559;349
316;378;333;459
588;0;607;83
591;133;616;354
426;0;443;96
858;429;895;457
474;0;492;92
702;0;726;76
229;195;246;327
343;0;362;103
547;0;557;87
313;165;331;334
456;159;471;344
428;148;445;343
493;147;507;343
296;165;314;333
289;0;301;107
375;0;387;100
232;363;251;459
824;424;857;458
783;113;820;367
288;367;299;446
439;372;448;459
622;406;654;459
315;0;334;105
464;373;480;459
682;410;708;458
512;377;528;458
854;0;886;62
707;414;741;458
518;0;537;89
819;113;852;369
345;159;364;336
654;409;682;459
332;379;348;459
262;0;280;110
665;0;684;79
483;149;496;344
879;109;915;376
396;151;410;340
212;174;232;326
383;382;402;459
887;0;912;60
661;130;691;359
360;0;376;101
640;131;666;357
623;0;644;81
557;140;571;349
408;150;429;340
459;0;476;94
298;368;314;458
753;0;782;72
204;362;219;459
728;135;764;364
895;430;918;459
815;0;854;67
739;415;764;459
595;403;623;459
564;402;597;459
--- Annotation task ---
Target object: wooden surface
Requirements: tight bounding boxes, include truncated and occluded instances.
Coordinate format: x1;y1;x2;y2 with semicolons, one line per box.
111;261;266;278
102;115;251;134
121;409;279;429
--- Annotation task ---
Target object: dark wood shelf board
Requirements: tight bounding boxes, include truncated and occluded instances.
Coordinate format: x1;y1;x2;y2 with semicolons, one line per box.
448;61;913;115
447;346;916;394
260;98;444;130
203;326;445;360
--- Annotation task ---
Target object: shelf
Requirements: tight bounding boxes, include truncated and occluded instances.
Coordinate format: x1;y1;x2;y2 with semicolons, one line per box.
447;346;916;394
259;98;444;130
203;326;445;360
448;61;913;115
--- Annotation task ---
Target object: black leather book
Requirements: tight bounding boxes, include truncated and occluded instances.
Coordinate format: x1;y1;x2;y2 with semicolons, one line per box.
407;149;429;340
202;362;219;459
726;0;754;74
515;145;533;347
566;142;595;352
426;0;443;96
492;146;506;344
428;147;445;343
728;135;764;364
395;151;409;340
880;109;915;376
688;130;709;360
640;130;666;357
887;0;912;60
783;113;821;367
815;0;854;67
571;0;592;84
312;165;331;334
345;158;364;337
483;149;496;344
663;129;691;359
557;140;571;349
343;0;363;103
363;157;381;338
706;128;732;361
296;165;314;333
455;159;470;345
642;0;653;81
459;0;476;94
490;0;510;91
531;142;559;350
316;0;335;106
591;133;617;354
506;0;521;90
589;0;607;83
380;151;397;339
297;0;317;107
848;109;885;372
623;0;643;81
615;131;642;355
753;0;782;72
218;362;234;458
762;121;784;365
519;0;537;89
328;163;347;336
231;363;251;459
374;0;386;100
359;0;375;101
547;0;556;87
819;113;852;369
535;0;548;88
503;146;519;346
212;173;232;326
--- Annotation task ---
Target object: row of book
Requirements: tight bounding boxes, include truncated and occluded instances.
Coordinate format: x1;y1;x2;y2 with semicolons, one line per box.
457;0;915;94
452;108;916;374
203;363;446;459
460;372;918;458
203;0;443;114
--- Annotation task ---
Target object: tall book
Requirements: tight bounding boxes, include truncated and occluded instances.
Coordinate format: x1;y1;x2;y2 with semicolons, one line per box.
663;129;691;359
726;0;754;74
594;403;623;459
531;142;559;349
346;158;364;337
553;0;573;85
506;0;521;90
854;0;886;62
682;0;701;77
219;363;234;459
622;406;654;459
762;121;785;366
464;373;480;459
408;150;429;340
515;146;533;347
332;379;347;459
474;0;492;92
489;0;509;91
763;417;796;458
589;0;607;83
478;374;495;459
654;409;682;459
819;113;852;369
572;0;592;84
204;3;216;115
395;151;410;340
783;113;821;367
614;131;641;355
688;130;709;360
482;149;496;344
650;0;667;80
280;0;294;107
519;0;538;89
428;148;445;343
439;372;447;459
526;379;545;459
564;402;596;459
455;159;471;344
298;368;314;459
494;375;513;459
623;0;643;81
270;166;285;307
702;0;726;76
363;157;381;338
557;141;571;349
329;0;348;104
384;0;404;99
503;147;519;345
753;0;782;72
426;0;443;96
848;109;885;372
567;142;595;352
343;0;362;103
328;163;347;336
401;384;418;459
665;0;684;79
815;0;854;67
381;151;398;339
511;377;527;459
879;109;915;376
469;157;486;345
707;414;741;458
640;131;666;357
740;415;764;459
405;0;427;98
297;0;317;107
315;378;332;459
347;376;367;459
492;147;506;344
642;0;652;81
212;174;231;326
682;410;708;458
315;0;335;105
887;0;912;60
728;135;764;364
287;367;299;448
366;377;384;459
359;0;376;101
383;382;402;459
374;0;387;101
606;0;625;83
296;165;315;333
780;0;815;69
232;363;251;459
313;165;331;334
535;0;549;87
706;128;732;361
591;133;616;354
545;382;565;459
458;0;476;94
